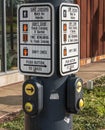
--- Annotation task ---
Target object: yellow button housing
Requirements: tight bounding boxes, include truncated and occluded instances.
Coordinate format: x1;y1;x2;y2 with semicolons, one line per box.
76;81;82;93
25;102;33;113
25;84;35;96
79;99;84;109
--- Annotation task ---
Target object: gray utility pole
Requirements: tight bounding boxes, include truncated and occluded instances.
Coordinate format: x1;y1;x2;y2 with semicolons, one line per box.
17;0;84;130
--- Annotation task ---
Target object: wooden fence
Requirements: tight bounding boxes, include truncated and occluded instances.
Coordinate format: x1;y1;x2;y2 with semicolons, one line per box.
75;0;105;64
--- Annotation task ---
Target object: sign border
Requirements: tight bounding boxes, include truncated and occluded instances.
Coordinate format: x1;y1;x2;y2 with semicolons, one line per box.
17;3;54;77
59;3;80;76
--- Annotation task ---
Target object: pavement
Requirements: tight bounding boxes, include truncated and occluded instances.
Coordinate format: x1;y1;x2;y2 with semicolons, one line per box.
0;82;22;123
0;61;105;123
77;60;105;83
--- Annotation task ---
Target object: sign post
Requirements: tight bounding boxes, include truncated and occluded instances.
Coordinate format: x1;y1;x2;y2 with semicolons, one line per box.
17;0;83;130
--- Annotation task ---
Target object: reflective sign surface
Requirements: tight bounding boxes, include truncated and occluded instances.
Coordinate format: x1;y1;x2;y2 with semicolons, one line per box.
18;3;54;77
59;3;80;76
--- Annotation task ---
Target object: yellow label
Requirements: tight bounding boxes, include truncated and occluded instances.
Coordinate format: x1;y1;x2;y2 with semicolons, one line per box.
25;102;33;113
25;84;35;96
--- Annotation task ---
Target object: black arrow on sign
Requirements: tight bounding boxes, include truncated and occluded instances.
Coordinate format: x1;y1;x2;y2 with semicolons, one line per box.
64;62;77;66
24;64;47;67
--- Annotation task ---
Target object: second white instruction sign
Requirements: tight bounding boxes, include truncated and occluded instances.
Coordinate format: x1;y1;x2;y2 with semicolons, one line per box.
59;3;80;76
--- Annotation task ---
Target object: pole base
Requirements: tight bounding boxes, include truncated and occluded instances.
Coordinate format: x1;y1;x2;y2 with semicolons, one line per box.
25;114;73;130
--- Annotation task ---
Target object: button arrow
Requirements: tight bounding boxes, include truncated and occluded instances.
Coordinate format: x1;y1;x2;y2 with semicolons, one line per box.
26;87;34;93
25;84;35;96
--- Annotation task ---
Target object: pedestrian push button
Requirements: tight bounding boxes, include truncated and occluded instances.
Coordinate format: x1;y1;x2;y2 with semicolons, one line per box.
25;84;35;96
23;79;43;116
66;76;83;114
25;102;33;113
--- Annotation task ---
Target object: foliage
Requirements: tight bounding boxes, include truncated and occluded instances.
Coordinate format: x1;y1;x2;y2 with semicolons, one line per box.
7;53;11;70
0;112;24;130
73;76;105;130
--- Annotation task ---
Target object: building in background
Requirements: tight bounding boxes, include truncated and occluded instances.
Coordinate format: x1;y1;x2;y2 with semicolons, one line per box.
0;0;24;87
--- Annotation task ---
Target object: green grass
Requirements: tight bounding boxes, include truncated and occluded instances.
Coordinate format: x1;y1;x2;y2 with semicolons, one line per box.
0;112;24;130
0;76;105;130
73;76;105;130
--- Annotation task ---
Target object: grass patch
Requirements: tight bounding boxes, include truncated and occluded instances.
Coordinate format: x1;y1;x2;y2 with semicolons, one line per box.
0;76;105;130
0;112;24;130
73;76;105;130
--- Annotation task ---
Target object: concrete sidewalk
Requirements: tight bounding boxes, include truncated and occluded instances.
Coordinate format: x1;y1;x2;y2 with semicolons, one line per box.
77;60;105;83
0;82;22;123
0;61;105;122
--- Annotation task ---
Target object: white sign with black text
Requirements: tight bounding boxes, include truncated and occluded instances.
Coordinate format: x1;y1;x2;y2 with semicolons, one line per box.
59;3;80;76
18;3;54;77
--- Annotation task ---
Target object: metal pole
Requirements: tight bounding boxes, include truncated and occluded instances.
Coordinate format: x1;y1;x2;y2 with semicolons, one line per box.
24;76;73;130
23;0;75;130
